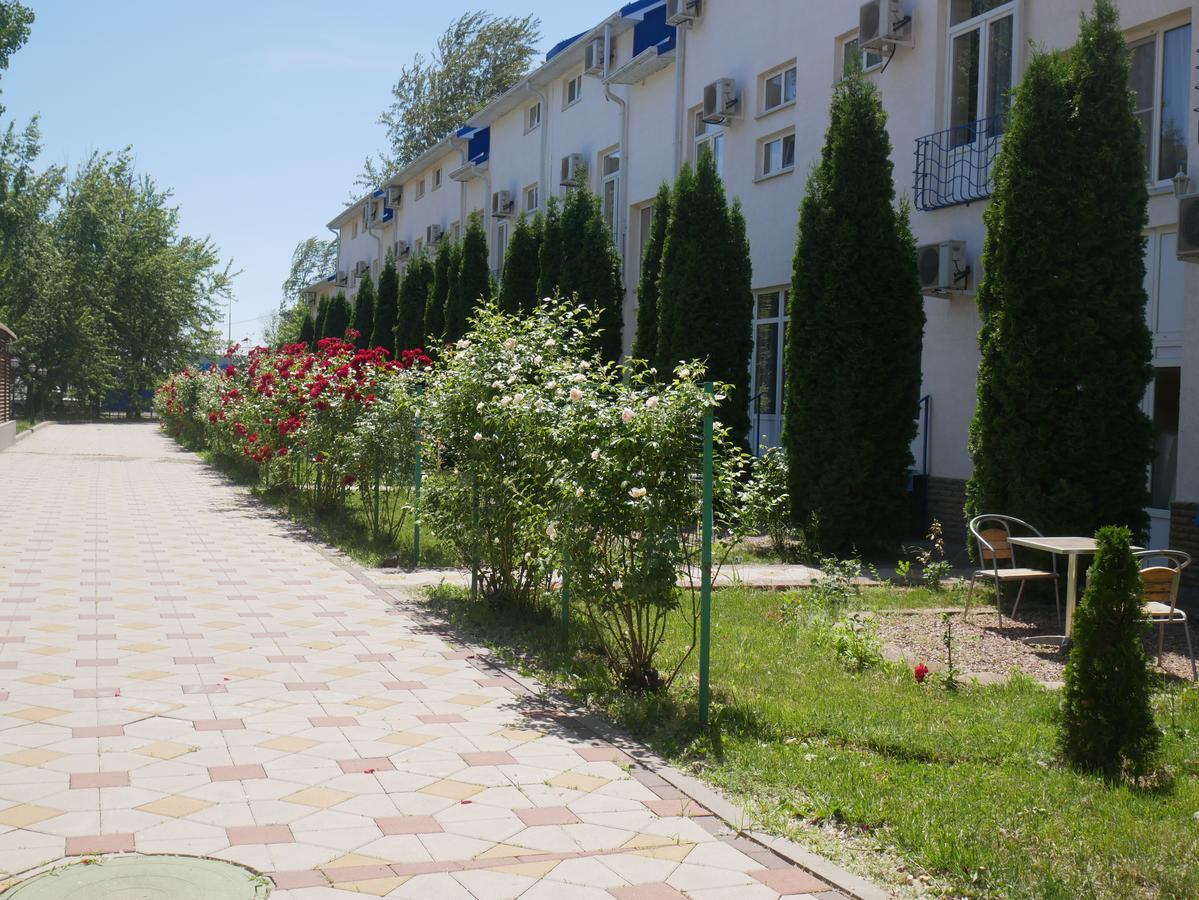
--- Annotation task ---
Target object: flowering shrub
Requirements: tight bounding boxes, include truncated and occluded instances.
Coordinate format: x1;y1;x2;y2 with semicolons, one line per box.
739;446;794;558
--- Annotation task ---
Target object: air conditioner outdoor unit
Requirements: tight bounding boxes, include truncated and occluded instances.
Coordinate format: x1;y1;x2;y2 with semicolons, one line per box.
560;153;585;186
394;240;410;259
336;270;348;286
491;190;514;217
426;224;443;244
1177;195;1199;261
916;241;968;295
353;260;369;277
583;38;605;76
665;0;702;26
859;0;913;52
387;186;403;206
702;78;739;124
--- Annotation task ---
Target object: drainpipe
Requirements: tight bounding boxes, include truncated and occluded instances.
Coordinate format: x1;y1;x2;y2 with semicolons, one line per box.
366;199;384;281
674;24;687;174
603;82;629;280
527;80;549;215
450;135;469;234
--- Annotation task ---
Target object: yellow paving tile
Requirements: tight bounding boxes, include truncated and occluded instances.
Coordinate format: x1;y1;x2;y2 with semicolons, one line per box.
0;804;62;827
477;843;529;860
283;787;353;809
136;796;215;818
214;642;253;652
127;670;172;681
27;647;68;657
380;732;434;748
137;741;194;760
227;667;269;678
546;773;609;792
419;780;483;801
447;694;491;708
347;697;398;711
18;674;67;685
496;861;560;877
9;707;68;722
323;667;363;679
496;728;543;742
336;877;408;896
324;853;394;869
0;749;65;767
259;736;318;753
122;643;167;653
634;843;694;861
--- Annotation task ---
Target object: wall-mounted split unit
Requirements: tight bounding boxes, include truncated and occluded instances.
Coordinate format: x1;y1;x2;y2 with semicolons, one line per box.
386;186;403;207
583;38;606;76
335;270;348;286
491;191;514;217
560;153;585;186
426;224;443;245
702;78;739;124
353;260;369;277
665;0;702;26
859;0;913;52
393;240;410;259
917;241;969;295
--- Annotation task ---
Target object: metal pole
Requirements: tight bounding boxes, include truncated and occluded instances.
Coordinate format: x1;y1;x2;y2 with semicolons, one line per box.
372;463;380;535
698;382;714;728
413;398;423;568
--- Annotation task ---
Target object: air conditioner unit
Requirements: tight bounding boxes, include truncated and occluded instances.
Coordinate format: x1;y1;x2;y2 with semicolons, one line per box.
583;38;605;76
387;186;403;206
426;224;443;244
335;270;348;286
353;260;369;277
491;190;514;217
916;241;968;295
665;0;702;26
859;0;913;52
393;240;410;259
702;78;739;124
560;153;585;186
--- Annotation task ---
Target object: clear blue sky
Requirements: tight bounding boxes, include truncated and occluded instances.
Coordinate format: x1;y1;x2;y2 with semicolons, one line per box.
5;1;602;344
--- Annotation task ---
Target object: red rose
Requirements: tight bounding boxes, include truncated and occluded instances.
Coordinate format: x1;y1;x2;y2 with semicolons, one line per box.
914;663;929;683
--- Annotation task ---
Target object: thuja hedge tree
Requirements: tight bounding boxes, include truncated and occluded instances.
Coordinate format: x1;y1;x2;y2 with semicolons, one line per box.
313;296;330;344
1061;526;1159;778
558;181;623;362
322;293;351;340
656;151;753;443
967;0;1153;540
371;255;399;355
632;182;670;364
399;252;434;349
350;271;375;348
536;195;562;300
298;309;315;349
783;65;923;552
498;213;542;315
425;240;455;342
447;221;490;342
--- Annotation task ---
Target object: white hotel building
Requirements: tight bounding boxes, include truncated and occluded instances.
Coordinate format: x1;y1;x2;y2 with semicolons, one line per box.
306;0;1199;561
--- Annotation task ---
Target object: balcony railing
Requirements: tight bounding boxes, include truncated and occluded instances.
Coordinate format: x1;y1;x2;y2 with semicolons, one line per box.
913;114;1005;211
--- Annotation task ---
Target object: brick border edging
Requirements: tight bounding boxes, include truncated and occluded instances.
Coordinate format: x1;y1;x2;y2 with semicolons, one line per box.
325;549;891;900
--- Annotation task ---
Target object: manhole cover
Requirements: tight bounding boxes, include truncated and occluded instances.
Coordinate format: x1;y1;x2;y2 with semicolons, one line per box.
0;855;270;899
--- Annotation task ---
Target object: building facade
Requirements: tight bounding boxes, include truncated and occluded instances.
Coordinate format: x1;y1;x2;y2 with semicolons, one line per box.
316;0;1198;557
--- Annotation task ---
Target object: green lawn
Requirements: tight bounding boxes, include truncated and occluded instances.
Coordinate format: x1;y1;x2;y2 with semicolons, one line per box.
422;584;1199;899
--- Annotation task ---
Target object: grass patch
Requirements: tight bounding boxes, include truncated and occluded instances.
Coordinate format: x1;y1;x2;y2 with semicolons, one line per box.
15;419;34;434
421;583;1199;899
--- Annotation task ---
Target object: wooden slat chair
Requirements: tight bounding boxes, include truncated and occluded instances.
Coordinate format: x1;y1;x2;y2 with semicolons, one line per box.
1134;550;1195;682
966;515;1060;627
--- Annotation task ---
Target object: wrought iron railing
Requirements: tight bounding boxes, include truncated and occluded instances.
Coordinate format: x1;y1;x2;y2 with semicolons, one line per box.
913;114;1005;211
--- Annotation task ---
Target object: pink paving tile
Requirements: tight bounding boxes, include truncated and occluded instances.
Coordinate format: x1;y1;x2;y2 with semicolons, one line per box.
751;869;830;893
418;714;465;724
76;658;118;667
270;870;326;889
381;681;426;690
0;691;7;701
74;688;120;698
72;725;125;738
474;676;513;688
71;771;129;789
209;764;266;782
608;885;687;900
285;682;329;691
323;865;395;883
641;799;713;818
0;636;24;644
337;757;395;774
375;815;444;835
182;684;226;694
0;661;17;669
194;718;245;731
174;656;215;664
389;861;450;877
440;650;474;660
227;824;295;845
309;716;357;727
268;655;306;663
460;751;517;767
577;746;634;764
355;653;394;662
0;615;30;621
514;806;579;827
65;833;135;856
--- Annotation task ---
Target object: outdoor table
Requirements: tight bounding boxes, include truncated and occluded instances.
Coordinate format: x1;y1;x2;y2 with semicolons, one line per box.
1007;535;1140;646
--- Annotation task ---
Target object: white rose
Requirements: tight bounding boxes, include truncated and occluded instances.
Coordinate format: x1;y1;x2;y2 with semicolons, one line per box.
473;432;483;441
546;523;558;540
503;337;517;350
500;396;510;406
476;401;485;411
533;355;543;366
513;392;525;403
535;399;545;411
569;387;582;402
578;360;590;370
545;338;556;348
491;380;503;388
575;486;584;497
645;396;659;409
541;297;552;305
629;487;647;499
678;368;690;378
455;339;471;349
590;448;600;461
546;380;557;390
621;408;634;424
570;373;587;383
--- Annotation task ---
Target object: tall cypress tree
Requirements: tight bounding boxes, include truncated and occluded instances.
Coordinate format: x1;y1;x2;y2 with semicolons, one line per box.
350;272;376;349
656;151;753;441
397;253;433;350
323;292;351;341
559;182;624;362
425;240;454;341
967;0;1152;540
447;218;490;341
632;183;671;364
783;67;924;552
371;254;399;356
313;296;330;344
536;195;563;299
298;308;316;349
498;213;542;315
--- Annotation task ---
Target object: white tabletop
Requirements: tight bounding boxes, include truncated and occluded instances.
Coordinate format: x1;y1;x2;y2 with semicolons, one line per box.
1008;536;1141;555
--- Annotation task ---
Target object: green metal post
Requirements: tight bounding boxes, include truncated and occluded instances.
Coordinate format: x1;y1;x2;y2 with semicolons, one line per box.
413;401;423;568
560;548;570;642
698;382;714;728
372;463;380;535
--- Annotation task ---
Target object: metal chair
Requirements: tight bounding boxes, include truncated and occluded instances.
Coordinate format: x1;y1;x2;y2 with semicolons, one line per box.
966;515;1060;627
1134;550;1195;682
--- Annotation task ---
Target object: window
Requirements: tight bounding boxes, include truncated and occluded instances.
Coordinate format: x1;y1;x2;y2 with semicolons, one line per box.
493;220;509;276
1129;23;1191;183
415;178;426;200
693;110;725;176
527;101;541;131
841;36;882;75
433;168;442;190
564;73;582;108
762;64;797;112
638;203;654;258
601;150;621;237
1150;366;1180;510
759;132;795;178
750;290;789;445
450;221;461;241
948;1;1015;146
351;221;358;239
524;183;539;213
414;237;423;256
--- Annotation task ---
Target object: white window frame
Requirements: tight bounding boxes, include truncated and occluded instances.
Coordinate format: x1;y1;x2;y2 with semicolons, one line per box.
756;129;796;181
564;72;583;109
433;168;443;190
450;221;461;241
415;178;426;201
351;221;358;239
524;183;539;213
1127;18;1193;187
750;287;790;446
493;219;509;276
759;60;797;116
945;1;1019;135
600;148;621;239
526;101;542;132
839;34;883;77
692;108;726;176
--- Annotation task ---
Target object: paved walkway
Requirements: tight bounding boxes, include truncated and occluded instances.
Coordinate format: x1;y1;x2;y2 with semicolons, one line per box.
0;424;857;899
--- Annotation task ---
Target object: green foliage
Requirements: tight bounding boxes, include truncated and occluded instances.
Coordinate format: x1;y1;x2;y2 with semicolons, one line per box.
425;242;456;343
0;0;32;115
1061;526;1160;779
446;219;490;342
395;253;427;351
322;293;350;341
313;296;330;343
350;271;375;348
557;182;623;362
813;612;884;673
535;195;562;300
967;0;1153;541
739;446;793;558
279;235;337;317
361;11;540;188
298;309;315;349
784;68;923;552
371;255;399;355
498;213;541;315
656;151;753;439
632;183;671;364
266;297;311;348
